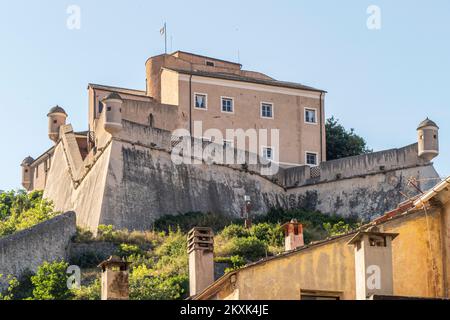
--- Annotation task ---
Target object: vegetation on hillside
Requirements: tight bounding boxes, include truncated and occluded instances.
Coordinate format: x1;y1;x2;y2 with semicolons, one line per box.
0;190;59;237
0;191;362;300
326;116;372;161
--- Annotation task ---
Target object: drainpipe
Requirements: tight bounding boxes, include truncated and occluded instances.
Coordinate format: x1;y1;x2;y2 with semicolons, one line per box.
189;74;193;136
319;91;325;163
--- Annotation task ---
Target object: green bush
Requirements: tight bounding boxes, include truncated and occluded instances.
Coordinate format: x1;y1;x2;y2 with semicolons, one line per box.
323;221;361;237
0;275;19;300
116;243;143;258
220;224;250;239
129;264;188;300
228;237;267;260
0;190;59;237
31;261;72;300
250;223;283;247
72;279;101;300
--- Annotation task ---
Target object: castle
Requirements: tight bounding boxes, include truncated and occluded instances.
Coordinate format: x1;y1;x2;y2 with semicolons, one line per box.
20;51;441;232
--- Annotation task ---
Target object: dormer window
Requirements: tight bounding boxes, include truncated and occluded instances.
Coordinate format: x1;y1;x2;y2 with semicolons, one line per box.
206;61;215;67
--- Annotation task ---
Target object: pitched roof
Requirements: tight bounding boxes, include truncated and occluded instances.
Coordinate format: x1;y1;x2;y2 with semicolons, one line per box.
165;68;326;93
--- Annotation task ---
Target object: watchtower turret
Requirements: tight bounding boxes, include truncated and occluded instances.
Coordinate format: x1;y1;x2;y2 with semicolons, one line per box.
21;156;34;191
47;105;67;143
417;118;439;162
102;92;123;134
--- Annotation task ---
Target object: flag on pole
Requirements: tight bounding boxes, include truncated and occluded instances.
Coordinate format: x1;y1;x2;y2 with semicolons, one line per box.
160;24;166;36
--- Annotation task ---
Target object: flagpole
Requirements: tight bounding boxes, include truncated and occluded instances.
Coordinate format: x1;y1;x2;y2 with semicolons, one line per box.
164;23;167;54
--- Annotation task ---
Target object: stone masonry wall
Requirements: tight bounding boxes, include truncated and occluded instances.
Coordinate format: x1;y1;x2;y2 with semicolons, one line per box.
0;212;77;291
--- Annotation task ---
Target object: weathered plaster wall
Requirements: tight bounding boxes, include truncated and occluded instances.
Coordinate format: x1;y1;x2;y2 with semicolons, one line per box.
0;212;76;291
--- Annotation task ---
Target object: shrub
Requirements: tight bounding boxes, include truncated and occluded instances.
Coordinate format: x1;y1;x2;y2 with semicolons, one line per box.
116;243;143;258
72;279;101;300
72;227;94;243
250;223;283;247
227;237;267;260
220;224;250;239
323;221;361;237
129;264;188;300
31;261;72;300
0;190;58;237
0;275;19;300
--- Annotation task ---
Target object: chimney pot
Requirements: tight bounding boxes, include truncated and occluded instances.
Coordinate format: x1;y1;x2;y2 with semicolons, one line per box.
281;220;304;251
188;227;215;296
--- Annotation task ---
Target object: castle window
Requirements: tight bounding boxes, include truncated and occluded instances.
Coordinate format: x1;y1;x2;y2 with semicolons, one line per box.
261;102;273;119
306;152;318;166
98;101;103;114
221;97;234;113
206;61;215;67
305;108;317;124
262;147;273;160
107;106;111;112
53;119;57;124
194;93;207;110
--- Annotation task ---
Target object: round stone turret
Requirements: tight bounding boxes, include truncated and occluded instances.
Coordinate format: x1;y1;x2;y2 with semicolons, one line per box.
21;156;34;191
47;105;67;143
102;92;123;134
417;118;439;162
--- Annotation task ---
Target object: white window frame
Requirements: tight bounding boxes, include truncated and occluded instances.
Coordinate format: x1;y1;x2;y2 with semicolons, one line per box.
304;107;318;124
221;96;234;114
261;146;274;161
305;151;319;166
260;102;274;119
194;92;208;110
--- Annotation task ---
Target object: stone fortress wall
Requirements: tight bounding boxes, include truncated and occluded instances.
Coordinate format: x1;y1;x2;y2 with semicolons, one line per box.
0;212;77;290
41;106;440;232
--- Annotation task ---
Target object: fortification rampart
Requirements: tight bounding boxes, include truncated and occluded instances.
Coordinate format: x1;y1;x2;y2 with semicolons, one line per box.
41;119;441;232
0;212;76;291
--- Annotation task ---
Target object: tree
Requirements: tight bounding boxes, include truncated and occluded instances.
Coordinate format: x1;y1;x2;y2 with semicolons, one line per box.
31;261;72;300
326;117;372;161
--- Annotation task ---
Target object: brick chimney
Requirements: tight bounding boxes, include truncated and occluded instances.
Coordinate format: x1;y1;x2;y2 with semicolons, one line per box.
98;256;130;300
281;219;304;251
347;226;399;300
188;227;214;296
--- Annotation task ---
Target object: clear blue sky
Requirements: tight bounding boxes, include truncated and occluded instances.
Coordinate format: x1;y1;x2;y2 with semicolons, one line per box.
1;0;449;190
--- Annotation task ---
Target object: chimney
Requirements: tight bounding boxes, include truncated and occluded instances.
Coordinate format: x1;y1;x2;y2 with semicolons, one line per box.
98;256;130;300
188;227;214;296
281;219;304;251
347;226;399;300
